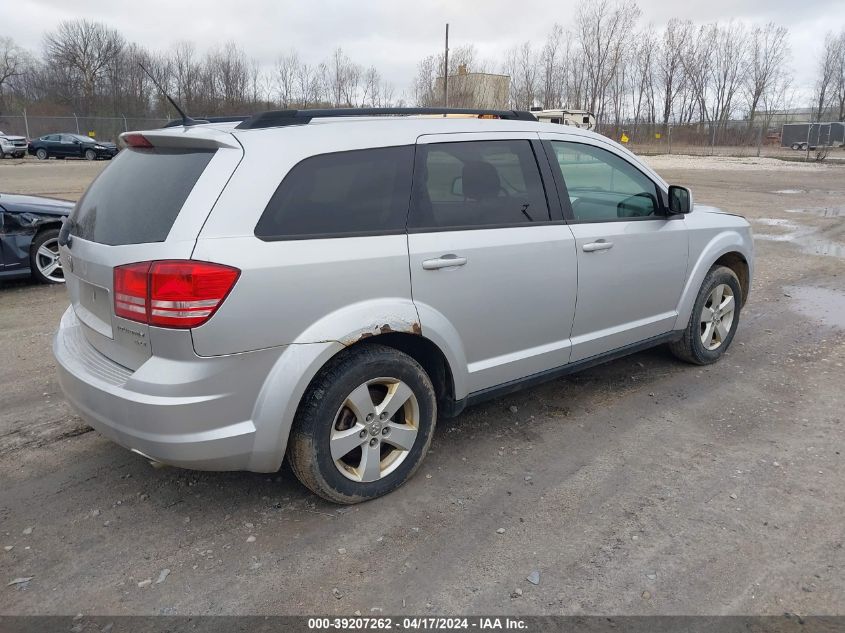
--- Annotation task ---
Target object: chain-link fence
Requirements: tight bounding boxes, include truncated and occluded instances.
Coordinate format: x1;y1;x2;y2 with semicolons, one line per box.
0;114;170;143
593;120;842;159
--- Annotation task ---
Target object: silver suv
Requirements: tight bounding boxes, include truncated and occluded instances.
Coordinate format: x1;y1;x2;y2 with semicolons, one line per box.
54;108;754;503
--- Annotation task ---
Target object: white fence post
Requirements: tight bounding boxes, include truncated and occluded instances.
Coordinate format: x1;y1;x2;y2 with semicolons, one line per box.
73;112;80;134
23;109;30;139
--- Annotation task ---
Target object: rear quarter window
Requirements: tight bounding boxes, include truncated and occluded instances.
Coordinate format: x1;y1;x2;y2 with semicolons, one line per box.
69;148;215;246
254;145;414;240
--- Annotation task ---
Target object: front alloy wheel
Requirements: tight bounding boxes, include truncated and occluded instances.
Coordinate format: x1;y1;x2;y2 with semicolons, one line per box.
670;265;742;365
699;284;735;350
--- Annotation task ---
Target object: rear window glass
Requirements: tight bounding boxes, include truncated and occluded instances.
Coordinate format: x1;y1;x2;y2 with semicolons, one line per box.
409;140;550;229
254;145;414;240
69;148;215;245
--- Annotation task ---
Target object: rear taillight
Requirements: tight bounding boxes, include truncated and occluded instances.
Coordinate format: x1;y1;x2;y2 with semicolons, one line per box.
114;260;240;329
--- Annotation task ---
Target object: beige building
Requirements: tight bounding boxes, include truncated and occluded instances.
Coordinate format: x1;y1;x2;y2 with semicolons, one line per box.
434;66;510;110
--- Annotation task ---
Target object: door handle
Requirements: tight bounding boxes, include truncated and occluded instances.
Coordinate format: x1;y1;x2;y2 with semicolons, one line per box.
582;240;614;252
422;254;467;270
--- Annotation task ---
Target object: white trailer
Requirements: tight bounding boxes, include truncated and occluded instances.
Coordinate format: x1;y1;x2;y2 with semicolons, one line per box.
530;109;596;130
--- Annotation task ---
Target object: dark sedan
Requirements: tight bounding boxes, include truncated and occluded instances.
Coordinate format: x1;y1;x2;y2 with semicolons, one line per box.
0;193;74;284
27;133;118;161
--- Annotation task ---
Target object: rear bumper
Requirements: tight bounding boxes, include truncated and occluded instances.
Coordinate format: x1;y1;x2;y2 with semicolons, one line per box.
53;307;287;471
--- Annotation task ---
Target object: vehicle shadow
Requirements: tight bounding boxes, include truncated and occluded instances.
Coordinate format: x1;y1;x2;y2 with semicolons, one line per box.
71;342;688;517
0;276;48;292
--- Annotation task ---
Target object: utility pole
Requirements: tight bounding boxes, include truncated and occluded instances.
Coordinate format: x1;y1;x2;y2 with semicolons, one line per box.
443;23;449;108
805;116;812;162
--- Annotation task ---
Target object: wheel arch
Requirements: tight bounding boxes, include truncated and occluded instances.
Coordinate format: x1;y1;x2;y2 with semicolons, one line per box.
674;231;753;331
249;330;463;473
344;332;459;417
29;222;63;255
713;251;750;306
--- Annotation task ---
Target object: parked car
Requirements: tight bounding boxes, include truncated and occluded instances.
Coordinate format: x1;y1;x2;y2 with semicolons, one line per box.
0;193;74;283
28;133;118;160
0;130;28;158
53;108;754;504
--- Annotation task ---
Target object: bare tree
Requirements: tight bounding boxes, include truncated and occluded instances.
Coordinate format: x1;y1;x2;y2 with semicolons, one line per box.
44;19;125;113
831;31;845;121
709;22;748;132
656;19;689;129
631;27;657;128
275;49;299;108
297;62;321;107
745;23;789;127
0;37;29;107
170;42;201;111
680;23;715;125
575;0;641;122
502;42;538;109
814;31;839;120
540;24;564;108
205;42;250;113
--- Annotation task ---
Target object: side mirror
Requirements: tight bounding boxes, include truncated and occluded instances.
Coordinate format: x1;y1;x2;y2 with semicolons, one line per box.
451;176;463;197
668;185;693;214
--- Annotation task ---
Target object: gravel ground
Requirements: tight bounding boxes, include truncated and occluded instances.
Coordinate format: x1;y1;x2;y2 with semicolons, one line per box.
0;156;843;616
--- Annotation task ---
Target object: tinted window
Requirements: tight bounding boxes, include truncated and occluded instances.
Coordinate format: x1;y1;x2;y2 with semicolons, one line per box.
255;146;414;240
550;141;661;221
69;148;215;245
410;140;550;229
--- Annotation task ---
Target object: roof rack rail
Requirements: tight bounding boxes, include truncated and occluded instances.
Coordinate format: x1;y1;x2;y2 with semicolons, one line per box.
234;107;537;130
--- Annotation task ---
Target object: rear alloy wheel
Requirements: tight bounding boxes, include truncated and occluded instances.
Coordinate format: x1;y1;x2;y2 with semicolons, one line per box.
288;344;437;504
84;149;96;161
30;228;64;284
36;148;48;160
670;265;741;365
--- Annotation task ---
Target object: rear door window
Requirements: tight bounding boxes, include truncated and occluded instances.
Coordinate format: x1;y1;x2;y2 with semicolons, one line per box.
409;140;550;230
254;145;414;240
68;148;215;245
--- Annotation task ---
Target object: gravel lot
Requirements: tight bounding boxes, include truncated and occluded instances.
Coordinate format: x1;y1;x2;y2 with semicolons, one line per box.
1;155;843;616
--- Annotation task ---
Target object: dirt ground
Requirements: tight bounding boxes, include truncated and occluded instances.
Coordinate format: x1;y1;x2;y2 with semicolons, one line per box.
0;155;843;616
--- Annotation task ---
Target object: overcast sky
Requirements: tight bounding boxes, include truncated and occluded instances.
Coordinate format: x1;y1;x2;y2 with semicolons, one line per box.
3;0;842;102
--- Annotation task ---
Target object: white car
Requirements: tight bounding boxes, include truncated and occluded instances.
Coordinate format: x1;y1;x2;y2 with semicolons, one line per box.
53;107;754;503
0;130;27;158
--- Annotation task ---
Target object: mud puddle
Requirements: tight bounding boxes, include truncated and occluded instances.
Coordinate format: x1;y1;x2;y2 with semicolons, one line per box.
784;285;845;329
754;218;845;258
784;206;844;218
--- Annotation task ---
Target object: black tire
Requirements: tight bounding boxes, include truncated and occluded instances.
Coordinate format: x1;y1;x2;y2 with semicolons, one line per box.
288;344;437;504
30;228;64;284
35;148;48;160
791;143;800;150
670;265;742;365
84;149;96;161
